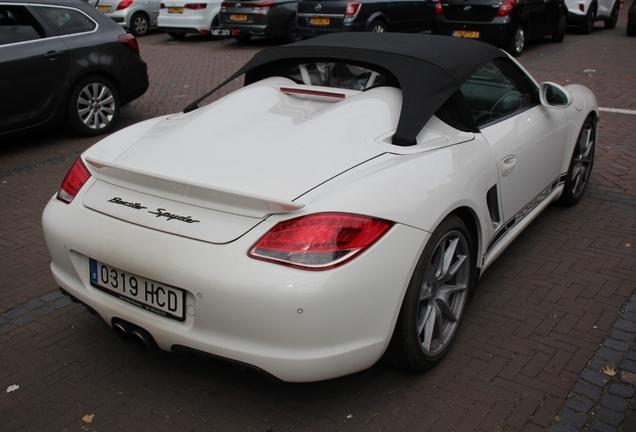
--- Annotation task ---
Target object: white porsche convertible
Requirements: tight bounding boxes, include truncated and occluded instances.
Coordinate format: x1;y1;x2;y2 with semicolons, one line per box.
43;33;598;382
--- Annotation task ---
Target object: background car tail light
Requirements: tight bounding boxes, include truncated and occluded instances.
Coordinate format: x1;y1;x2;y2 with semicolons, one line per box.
249;213;393;270
118;34;140;53
160;3;165;7
185;3;207;9
345;2;361;18
496;0;516;16
435;0;443;15
252;1;276;12
221;2;227;10
116;0;133;10
57;159;91;204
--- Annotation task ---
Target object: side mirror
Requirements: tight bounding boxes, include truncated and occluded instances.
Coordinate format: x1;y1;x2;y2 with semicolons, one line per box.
539;82;572;108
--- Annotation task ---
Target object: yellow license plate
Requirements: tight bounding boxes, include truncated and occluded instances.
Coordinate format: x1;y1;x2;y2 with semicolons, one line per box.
98;5;110;11
231;14;248;21
453;30;479;38
168;7;184;13
310;18;330;25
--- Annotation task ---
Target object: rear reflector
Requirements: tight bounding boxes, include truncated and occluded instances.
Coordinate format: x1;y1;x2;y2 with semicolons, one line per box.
57;158;91;204
249;213;393;270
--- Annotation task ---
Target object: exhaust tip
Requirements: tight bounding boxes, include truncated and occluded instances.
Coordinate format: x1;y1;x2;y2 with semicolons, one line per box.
112;321;134;343
130;327;157;352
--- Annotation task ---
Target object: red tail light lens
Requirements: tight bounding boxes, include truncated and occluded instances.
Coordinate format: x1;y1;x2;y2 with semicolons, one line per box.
345;2;361;18
185;3;207;9
252;1;276;11
249;213;393;270
116;0;133;10
496;0;516;16
160;2;165;8
118;33;140;53
221;2;227;10
57;158;91;204
435;0;443;15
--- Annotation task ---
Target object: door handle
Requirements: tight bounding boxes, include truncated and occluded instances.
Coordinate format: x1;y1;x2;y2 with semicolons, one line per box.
501;155;517;177
44;51;64;60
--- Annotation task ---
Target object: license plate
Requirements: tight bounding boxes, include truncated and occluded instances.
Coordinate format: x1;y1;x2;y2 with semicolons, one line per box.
211;28;230;36
453;30;479;38
231;14;248;21
98;5;110;11
168;7;184;13
310;18;330;25
90;259;186;321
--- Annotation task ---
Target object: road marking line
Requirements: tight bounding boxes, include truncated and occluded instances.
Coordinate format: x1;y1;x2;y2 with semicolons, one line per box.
599;107;636;115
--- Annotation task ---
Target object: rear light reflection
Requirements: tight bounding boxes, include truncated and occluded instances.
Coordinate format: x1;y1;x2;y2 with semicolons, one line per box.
57;158;91;204
249;213;394;270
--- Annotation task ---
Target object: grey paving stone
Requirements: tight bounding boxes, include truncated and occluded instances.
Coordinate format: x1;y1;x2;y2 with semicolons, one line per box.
24;299;44;311
583;370;611;387
595;407;625;427
574;382;603;401
610;330;635;343
560;408;589;429
550;425;580;432
12;315;35;326
0;323;17;335
614;319;636;333
626;301;636;313
0;316;5;326
600;395;630;413
31;306;55;317
52;297;73;310
566;395;595;413
604;338;630;352
5;306;27;320
619;359;636;374
40;290;64;303
626;350;636;361
598;348;624;364
620;311;636;323
608;384;635;399
589;419;619;432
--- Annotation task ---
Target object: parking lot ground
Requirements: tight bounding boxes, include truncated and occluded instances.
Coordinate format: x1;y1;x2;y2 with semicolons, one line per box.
1;11;635;432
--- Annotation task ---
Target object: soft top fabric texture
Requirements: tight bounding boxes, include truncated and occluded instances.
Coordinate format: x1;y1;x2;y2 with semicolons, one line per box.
185;33;506;146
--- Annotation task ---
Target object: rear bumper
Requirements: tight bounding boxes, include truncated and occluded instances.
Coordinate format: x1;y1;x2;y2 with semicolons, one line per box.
432;18;513;47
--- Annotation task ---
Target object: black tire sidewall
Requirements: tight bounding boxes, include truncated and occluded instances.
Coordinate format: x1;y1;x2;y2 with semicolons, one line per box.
559;116;596;205
130;12;149;37
368;20;387;32
67;75;120;137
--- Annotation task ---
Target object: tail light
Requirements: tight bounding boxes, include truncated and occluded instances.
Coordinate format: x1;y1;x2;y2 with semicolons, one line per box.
345;2;361;18
57;158;91;204
435;0;443;15
185;3;207;9
160;3;165;7
221;2;227;10
118;33;140;53
116;0;133;10
252;1;276;12
496;0;516;17
249;213;393;270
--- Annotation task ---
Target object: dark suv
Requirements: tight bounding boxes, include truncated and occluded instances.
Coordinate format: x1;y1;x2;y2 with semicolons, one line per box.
295;0;435;38
432;0;567;56
219;0;299;42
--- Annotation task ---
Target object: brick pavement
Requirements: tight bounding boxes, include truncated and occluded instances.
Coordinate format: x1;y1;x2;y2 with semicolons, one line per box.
1;13;635;432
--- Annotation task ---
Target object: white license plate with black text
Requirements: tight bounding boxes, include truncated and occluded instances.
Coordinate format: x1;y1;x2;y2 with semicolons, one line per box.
90;259;186;321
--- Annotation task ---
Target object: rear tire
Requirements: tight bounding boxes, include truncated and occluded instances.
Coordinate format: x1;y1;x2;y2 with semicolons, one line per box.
283;18;301;43
384;215;476;371
604;1;619;29
628;25;636;37
506;25;525;57
552;14;566;42
129;12;150;37
558;116;596;205
67;75;120;137
579;7;596;34
368;20;387;33
235;33;252;42
168;32;186;39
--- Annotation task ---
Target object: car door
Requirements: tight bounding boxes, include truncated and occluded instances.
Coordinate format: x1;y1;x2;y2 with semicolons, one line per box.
0;4;70;134
460;59;568;224
147;0;162;26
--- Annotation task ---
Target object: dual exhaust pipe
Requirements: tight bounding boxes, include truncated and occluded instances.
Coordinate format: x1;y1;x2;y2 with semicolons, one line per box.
112;320;157;352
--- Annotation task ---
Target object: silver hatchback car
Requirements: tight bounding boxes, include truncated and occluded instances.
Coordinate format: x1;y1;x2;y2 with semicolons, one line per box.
91;0;161;36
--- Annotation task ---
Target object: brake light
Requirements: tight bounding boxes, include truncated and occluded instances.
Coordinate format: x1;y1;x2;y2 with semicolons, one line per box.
221;2;227;10
345;2;361;18
118;33;140;52
160;3;165;8
496;0;516;16
249;213;393;270
252;1;276;11
435;0;443;15
185;2;207;9
116;0;133;10
57;158;91;204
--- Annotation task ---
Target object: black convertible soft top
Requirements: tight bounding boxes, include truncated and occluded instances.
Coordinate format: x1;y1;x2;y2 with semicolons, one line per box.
185;33;506;146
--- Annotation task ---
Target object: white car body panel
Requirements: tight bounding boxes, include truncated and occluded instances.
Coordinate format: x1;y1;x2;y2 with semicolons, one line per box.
158;0;222;32
565;0;617;19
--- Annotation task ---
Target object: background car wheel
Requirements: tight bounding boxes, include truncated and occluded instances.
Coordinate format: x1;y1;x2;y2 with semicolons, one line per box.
368;20;387;33
506;26;525;57
579;6;596;34
628;25;636;36
283;18;301;43
384;215;476;371
552;14;566;42
168;32;186;39
604;1;619;29
558;116;596;205
130;12;150;37
67;75;120;137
